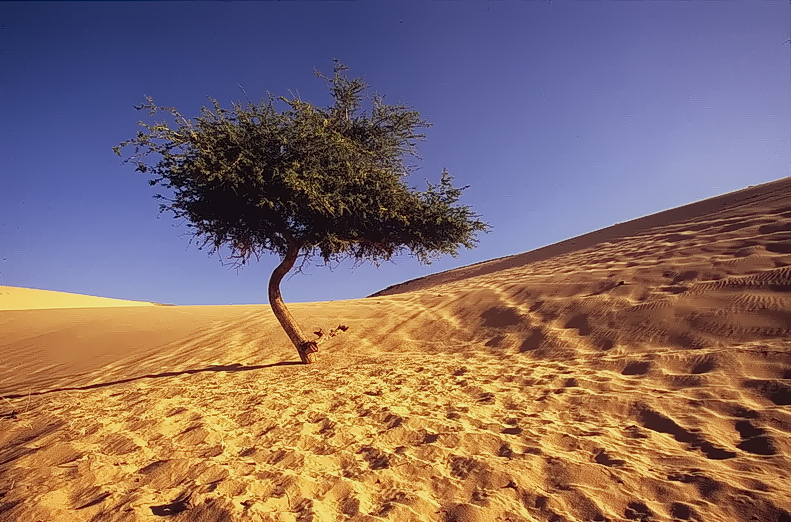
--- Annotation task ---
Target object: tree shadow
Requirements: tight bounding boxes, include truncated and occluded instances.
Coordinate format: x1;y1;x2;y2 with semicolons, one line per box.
1;361;303;400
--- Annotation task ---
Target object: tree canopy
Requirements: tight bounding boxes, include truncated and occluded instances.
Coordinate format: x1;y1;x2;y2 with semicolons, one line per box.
115;61;489;363
114;61;488;268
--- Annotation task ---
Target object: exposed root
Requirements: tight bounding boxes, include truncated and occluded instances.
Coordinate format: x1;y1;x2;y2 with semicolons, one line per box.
313;324;350;346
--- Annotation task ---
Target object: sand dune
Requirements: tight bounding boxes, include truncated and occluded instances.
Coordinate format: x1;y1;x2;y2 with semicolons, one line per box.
2;178;791;521
0;286;157;310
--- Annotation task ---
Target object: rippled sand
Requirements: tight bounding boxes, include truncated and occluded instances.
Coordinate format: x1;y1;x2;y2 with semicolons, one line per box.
2;178;790;521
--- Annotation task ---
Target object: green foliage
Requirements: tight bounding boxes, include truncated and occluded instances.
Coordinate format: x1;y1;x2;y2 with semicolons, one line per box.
115;61;489;266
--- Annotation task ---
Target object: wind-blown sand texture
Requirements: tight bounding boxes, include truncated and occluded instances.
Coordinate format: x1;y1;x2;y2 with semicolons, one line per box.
2;177;791;522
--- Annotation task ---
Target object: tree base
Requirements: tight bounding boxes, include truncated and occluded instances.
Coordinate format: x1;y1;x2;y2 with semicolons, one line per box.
298;341;319;364
300;324;349;364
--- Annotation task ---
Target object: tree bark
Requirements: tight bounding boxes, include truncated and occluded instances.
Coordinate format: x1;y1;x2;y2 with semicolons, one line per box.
268;243;318;364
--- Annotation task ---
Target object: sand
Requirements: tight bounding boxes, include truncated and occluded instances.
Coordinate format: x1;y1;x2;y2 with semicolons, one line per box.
0;286;157;311
1;177;790;522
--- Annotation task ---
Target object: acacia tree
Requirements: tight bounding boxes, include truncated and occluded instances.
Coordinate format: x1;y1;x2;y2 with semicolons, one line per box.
115;62;488;364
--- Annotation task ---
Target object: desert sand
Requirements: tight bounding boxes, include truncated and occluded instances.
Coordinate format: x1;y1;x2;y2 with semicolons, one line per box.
0;286;157;311
2;178;791;522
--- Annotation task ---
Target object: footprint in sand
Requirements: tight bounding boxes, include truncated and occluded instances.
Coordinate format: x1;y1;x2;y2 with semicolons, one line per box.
734;420;777;455
633;404;736;460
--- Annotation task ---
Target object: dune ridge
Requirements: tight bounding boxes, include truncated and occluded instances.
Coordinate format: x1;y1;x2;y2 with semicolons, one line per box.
0;286;157;310
1;178;791;521
371;177;791;298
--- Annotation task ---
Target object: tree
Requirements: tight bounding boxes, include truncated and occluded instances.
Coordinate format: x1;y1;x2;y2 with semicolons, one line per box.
114;61;489;364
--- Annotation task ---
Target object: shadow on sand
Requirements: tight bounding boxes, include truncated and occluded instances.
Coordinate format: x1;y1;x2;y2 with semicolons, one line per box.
1;361;304;400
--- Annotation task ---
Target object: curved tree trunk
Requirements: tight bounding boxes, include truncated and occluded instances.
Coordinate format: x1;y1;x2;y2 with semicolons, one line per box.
268;243;318;364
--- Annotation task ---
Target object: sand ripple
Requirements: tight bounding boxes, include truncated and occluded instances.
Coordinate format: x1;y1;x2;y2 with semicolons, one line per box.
2;178;791;521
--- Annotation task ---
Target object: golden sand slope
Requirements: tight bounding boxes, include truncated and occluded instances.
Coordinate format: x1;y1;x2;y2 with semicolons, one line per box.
0;286;156;310
1;178;791;522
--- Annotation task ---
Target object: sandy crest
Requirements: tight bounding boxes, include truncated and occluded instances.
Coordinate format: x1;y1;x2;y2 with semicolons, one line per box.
0;286;157;310
1;178;791;522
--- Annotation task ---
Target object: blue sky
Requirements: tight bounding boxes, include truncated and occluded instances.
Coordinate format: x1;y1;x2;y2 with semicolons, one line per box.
2;1;789;305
